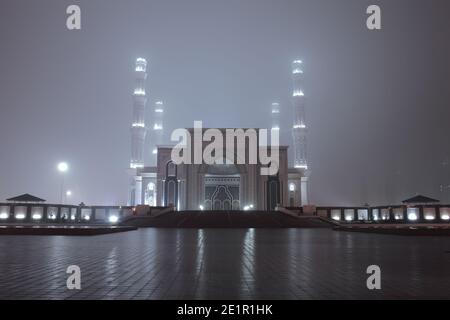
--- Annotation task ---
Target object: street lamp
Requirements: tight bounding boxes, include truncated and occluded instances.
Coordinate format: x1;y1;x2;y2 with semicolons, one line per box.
65;190;72;204
57;162;69;204
57;162;68;173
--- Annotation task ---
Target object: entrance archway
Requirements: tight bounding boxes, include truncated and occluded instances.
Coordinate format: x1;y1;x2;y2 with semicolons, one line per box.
202;163;242;211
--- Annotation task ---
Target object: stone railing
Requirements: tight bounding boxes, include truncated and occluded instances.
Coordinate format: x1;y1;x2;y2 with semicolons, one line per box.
313;205;450;224
0;203;169;224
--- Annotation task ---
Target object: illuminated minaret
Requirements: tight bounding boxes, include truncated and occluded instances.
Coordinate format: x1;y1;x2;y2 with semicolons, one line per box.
150;100;164;163
291;60;307;170
291;59;309;205
130;58;148;169
271;102;280;131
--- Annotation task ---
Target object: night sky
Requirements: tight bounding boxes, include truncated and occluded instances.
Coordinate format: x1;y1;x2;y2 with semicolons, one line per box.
0;0;449;206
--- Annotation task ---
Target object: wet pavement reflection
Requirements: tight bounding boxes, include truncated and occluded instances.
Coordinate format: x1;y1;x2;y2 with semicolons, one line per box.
0;228;449;299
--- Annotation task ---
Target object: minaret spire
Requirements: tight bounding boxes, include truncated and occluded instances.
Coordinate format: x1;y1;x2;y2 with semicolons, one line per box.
151;100;164;163
130;57;148;169
271;102;280;131
291;59;308;170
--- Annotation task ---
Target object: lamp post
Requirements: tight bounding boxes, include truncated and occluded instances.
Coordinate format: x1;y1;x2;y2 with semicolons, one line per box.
57;162;68;204
65;190;72;204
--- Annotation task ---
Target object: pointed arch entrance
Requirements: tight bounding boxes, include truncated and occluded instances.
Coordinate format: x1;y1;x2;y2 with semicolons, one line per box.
163;161;178;207
266;174;280;211
200;162;245;211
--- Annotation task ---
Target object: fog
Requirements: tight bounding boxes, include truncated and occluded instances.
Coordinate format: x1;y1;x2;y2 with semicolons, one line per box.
0;0;449;206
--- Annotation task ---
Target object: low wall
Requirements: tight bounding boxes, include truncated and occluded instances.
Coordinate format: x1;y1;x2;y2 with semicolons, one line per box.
314;205;450;224
1;202;449;225
0;203;169;225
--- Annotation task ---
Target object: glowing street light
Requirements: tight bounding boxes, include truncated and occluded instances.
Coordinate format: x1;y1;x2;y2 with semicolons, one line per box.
57;162;68;173
65;190;72;204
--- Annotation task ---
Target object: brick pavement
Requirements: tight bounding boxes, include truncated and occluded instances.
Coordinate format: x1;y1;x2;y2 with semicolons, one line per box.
0;228;449;299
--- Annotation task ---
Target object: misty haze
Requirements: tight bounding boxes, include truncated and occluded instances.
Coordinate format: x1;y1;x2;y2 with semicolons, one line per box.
1;0;449;207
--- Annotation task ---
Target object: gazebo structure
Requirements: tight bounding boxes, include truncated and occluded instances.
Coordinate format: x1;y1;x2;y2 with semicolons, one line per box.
6;194;46;203
402;195;440;205
400;195;440;222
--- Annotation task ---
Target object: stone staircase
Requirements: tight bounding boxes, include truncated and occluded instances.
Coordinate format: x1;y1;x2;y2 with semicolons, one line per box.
122;210;334;228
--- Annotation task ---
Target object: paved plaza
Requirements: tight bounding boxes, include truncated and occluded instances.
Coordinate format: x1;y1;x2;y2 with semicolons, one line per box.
0;228;449;299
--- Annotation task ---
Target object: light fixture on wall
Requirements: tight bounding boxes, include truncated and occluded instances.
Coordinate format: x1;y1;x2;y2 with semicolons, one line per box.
32;213;42;220
109;215;119;223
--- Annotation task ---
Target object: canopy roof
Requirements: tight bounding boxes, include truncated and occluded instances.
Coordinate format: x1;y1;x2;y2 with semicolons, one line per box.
6;193;46;202
402;195;439;204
